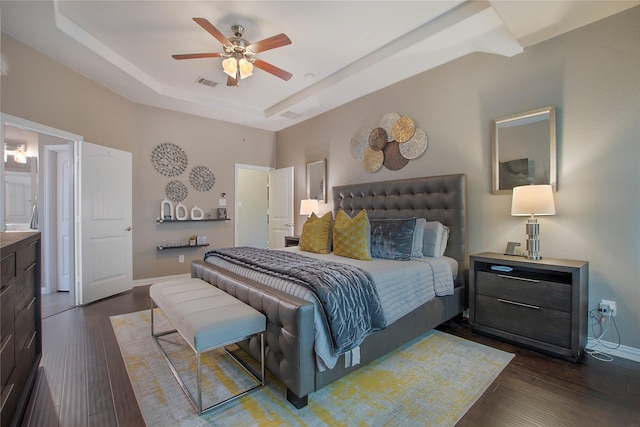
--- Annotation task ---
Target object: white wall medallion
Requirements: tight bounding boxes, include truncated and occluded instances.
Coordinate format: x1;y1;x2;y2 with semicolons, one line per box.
189;166;215;191
165;180;188;202
151;142;188;177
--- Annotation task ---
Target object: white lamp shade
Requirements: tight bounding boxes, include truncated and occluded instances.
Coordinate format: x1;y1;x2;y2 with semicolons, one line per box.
238;58;253;79
511;184;556;216
300;199;319;216
222;57;237;78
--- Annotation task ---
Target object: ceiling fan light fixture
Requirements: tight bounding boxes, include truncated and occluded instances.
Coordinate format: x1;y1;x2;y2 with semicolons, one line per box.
238;58;253;79
222;57;237;78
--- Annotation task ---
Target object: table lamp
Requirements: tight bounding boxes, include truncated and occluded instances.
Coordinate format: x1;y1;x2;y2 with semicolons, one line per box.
300;199;319;218
511;184;556;260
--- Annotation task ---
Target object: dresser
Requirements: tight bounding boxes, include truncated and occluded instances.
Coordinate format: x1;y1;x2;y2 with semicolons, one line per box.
1;232;42;427
469;252;588;362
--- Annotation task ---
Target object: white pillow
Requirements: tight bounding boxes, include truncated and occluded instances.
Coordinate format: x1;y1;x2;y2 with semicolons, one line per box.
422;221;450;258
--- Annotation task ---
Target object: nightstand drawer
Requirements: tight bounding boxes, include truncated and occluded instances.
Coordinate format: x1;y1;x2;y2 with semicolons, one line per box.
475;294;571;348
475;271;571;312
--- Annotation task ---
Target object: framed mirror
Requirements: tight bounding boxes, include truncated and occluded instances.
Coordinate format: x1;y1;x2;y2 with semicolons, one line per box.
306;159;326;202
491;106;556;194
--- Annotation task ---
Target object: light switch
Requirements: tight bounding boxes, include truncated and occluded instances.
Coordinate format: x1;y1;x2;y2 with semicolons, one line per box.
219;198;226;207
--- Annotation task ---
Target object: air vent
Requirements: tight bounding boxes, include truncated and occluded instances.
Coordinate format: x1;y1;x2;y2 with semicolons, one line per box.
195;77;217;88
280;110;301;119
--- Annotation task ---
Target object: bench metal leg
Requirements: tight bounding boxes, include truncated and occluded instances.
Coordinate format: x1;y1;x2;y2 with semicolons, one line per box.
149;298;265;416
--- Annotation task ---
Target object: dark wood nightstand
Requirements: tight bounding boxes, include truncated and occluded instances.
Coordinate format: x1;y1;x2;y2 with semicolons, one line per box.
469;252;588;362
284;236;300;247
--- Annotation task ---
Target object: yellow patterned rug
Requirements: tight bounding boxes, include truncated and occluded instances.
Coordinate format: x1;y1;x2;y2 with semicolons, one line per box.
111;310;513;426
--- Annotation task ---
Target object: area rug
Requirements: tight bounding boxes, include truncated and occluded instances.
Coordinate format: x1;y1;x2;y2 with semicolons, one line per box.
111;310;514;426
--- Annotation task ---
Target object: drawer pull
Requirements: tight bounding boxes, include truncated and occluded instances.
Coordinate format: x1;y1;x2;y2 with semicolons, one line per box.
498;298;540;310
0;383;15;412
26;331;37;350
25;297;36;312
25;262;37;272
0;334;12;353
0;284;12;297
498;274;540;283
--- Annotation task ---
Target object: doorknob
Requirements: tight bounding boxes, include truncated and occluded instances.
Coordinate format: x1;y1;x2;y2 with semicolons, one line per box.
125;226;132;231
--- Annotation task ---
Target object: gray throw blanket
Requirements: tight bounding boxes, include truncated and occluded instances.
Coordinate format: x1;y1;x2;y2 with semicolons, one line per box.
205;247;387;356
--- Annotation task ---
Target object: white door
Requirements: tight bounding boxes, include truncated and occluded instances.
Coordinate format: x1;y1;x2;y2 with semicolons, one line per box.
57;149;72;291
77;141;132;305
268;167;294;249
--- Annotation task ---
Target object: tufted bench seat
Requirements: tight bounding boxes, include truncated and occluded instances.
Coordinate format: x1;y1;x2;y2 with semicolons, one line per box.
149;278;266;415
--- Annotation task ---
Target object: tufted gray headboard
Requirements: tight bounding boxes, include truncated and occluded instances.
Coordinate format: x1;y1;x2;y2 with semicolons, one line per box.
333;174;468;287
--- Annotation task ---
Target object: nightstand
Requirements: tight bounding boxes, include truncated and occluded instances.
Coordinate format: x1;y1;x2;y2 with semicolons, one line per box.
469;252;588;362
284;235;300;247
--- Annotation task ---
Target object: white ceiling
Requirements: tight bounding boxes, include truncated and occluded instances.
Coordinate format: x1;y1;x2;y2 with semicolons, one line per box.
1;1;638;132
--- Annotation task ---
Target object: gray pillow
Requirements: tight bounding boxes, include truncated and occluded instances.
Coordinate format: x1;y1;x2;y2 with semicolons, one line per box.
369;218;417;261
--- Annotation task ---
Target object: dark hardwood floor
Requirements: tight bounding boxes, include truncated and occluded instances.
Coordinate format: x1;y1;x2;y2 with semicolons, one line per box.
22;286;640;426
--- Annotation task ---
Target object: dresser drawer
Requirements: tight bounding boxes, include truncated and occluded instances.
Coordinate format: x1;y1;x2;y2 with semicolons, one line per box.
14;298;35;353
16;240;37;271
475;294;571;348
1;333;15;386
1;253;16;286
1;284;15;335
475;271;571;312
1;374;18;427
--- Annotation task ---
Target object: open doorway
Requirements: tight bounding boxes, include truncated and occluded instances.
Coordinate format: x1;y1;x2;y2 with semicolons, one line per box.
2;116;78;318
235;164;294;249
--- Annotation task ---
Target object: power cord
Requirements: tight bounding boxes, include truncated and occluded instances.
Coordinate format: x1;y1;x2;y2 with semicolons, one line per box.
585;308;621;362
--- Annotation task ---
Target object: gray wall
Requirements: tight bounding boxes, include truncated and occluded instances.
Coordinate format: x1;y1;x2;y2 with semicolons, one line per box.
276;7;640;351
0;34;277;280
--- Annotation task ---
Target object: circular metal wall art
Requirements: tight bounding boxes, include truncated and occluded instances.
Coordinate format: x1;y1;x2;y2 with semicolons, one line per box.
368;127;388;151
189;166;215;191
392;117;415;143
379;112;400;142
165;180;188;202
383;141;410;171
350;127;372;161
151;142;188;177
399;128;428;159
362;147;384;173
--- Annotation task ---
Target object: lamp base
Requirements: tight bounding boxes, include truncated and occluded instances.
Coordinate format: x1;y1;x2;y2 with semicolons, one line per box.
525;217;542;260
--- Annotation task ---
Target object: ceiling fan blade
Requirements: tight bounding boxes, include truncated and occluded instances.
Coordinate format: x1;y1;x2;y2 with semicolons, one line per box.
253;59;292;81
248;33;292;53
172;53;222;60
193;17;231;46
227;75;239;87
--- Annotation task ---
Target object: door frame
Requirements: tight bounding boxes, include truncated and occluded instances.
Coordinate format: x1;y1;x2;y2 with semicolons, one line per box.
1;113;82;304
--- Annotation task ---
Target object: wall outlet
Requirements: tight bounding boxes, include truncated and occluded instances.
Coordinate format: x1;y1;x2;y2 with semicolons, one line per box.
178;255;184;263
599;299;617;317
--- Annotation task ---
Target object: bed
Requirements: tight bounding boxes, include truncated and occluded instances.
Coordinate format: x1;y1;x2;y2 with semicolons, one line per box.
191;173;467;408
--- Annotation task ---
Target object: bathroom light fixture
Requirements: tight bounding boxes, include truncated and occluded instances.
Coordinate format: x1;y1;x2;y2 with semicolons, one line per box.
511;184;556;260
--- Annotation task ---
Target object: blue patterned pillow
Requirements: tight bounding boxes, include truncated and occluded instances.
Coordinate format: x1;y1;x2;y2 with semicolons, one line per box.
369;218;417;261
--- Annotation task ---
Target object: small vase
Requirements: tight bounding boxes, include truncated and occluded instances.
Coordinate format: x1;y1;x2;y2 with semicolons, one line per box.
175;203;188;220
191;205;204;220
160;199;174;221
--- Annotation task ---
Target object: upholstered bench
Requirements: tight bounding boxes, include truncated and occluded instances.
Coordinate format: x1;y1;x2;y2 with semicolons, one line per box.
149;278;266;415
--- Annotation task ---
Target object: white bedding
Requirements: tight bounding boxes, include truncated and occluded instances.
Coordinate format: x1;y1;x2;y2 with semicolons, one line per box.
204;247;456;370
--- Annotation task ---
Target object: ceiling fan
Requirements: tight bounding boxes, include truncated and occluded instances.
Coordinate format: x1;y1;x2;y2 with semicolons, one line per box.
172;17;292;87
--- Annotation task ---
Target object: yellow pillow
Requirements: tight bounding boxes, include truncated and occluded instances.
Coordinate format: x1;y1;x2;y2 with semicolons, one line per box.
300;212;333;254
333;209;371;261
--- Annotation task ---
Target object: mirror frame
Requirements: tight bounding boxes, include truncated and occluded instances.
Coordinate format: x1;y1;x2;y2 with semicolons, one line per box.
306;159;326;203
491;106;556;195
